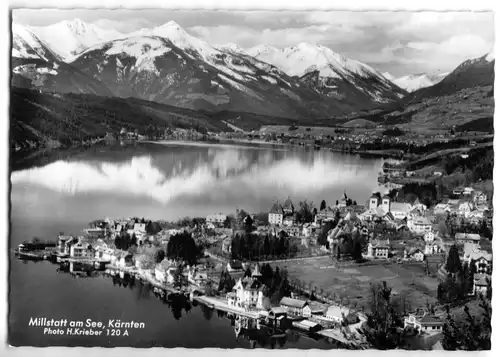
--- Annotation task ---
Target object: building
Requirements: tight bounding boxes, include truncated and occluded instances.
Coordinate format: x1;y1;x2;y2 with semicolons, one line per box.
408;248;425;262
324;305;351;323
268;202;284;226
463;187;474;195
283;216;295;227
94;245;114;261
453;187;464;196
314;207;338;227
302;303;326;318
57;235;76;256
206;213;227;227
282;197;295;216
404;313;444;333
155;260;176;284
368;194;412;219
458;201;474;216
338;191;350;208
433;203;451;215
367;239;390;259
408;217;432;234
69;239;89;258
227;260;243;272
473;274;490;296
455;233;481;246
291;320;322;333
473;191;488;205
279;297;308;316
463;244;492;274
227;277;265;310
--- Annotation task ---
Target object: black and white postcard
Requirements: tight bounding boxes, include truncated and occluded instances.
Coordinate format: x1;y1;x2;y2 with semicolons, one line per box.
7;1;495;351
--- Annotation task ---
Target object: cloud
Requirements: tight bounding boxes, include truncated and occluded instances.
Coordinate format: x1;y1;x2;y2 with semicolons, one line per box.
12;9;494;77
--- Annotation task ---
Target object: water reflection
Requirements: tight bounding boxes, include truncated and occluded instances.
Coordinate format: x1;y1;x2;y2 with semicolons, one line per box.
11;143;383;205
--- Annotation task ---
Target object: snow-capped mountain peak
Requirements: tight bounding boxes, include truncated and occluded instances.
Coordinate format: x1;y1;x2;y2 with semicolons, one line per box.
12;24;59;61
382;72;395;81
28;19;124;61
388;72;449;92
129;21;217;60
215;43;247;54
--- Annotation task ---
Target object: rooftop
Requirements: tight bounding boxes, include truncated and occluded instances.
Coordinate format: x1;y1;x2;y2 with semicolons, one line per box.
280;297;308;309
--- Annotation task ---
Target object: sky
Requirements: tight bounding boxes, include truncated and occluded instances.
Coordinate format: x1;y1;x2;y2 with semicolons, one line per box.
12;9;495;77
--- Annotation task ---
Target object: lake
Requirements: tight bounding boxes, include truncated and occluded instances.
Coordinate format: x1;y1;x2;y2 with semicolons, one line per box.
9;142;384;348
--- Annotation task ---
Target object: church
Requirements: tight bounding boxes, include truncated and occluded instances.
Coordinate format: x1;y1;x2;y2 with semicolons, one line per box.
365;193;417;220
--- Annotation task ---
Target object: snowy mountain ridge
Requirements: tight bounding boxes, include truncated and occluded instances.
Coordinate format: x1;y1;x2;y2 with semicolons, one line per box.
29;18;125;61
383;72;449;92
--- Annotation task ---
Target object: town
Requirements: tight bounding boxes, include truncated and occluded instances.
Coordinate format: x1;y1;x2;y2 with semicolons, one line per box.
16;171;493;349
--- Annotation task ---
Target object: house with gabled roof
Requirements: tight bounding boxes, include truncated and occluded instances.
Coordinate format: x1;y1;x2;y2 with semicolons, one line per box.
268;202;284;225
408;217;432;234
408;248;425;262
463;244;492;274
280;297;308;315
227;276;265;310
473;274;490;296
455;233;481;246
367;238;390;259
404;312;444;333
473;191;488;205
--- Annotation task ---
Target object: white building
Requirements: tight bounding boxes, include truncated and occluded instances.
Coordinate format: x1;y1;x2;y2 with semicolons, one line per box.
408;248;425;262
206;213;227;226
227;277;265;310
463;244;492;274
268;202;284;226
325;305;351;323
408;217;432;234
404;313;444;333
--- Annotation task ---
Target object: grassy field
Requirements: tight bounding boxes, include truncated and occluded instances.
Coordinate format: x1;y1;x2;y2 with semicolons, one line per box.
274;256;439;312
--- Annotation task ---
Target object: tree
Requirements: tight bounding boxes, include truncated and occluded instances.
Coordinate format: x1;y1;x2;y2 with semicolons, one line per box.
166;231;202;265
358;281;403;350
320;200;327;211
244;266;252;277
442;297;491;350
446;245;462;274
173;264;188;290
155;249;166;263
353;241;363;262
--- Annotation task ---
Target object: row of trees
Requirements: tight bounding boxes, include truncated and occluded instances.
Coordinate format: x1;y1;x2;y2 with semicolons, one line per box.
230;233;299;261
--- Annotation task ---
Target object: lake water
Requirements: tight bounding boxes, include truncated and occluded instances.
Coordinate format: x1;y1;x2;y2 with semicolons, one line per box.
9;142;383;348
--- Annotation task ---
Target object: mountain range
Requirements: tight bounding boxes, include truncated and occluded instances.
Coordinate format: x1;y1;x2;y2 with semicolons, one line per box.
11;18;494;121
382;72;449;92
12;19;406;118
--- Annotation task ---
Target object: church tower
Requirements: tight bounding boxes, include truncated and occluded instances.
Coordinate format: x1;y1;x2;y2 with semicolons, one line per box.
369;193;379;210
381;195;391;213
